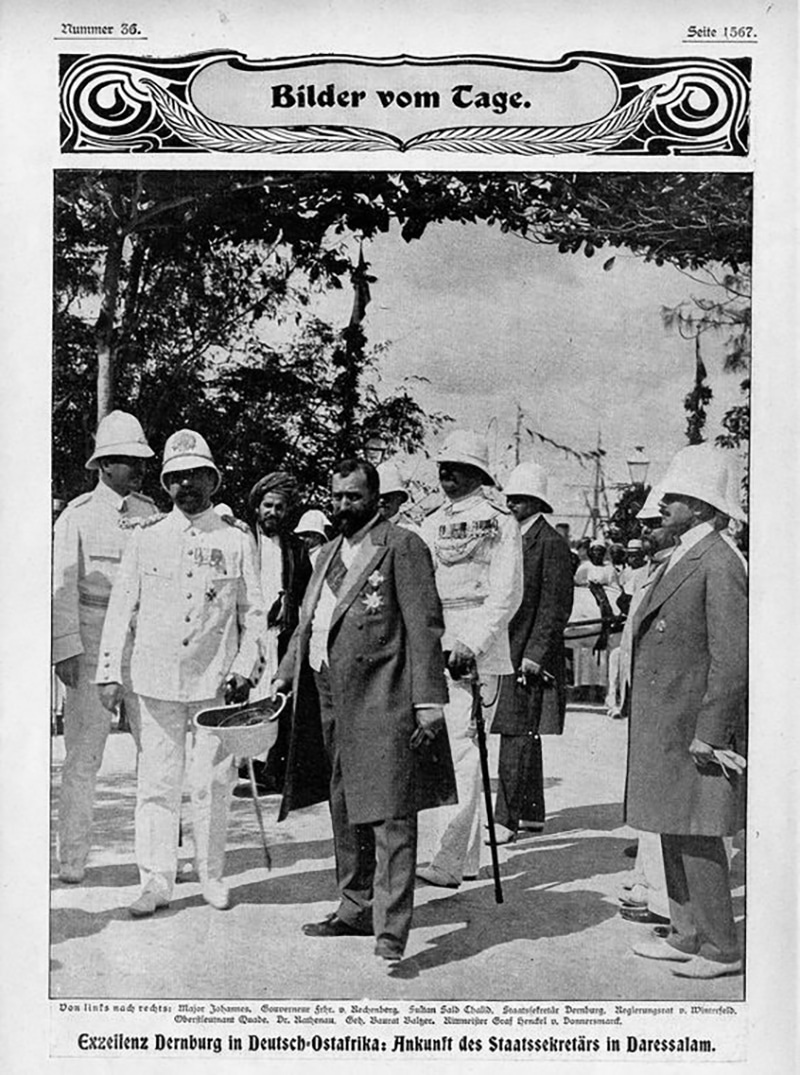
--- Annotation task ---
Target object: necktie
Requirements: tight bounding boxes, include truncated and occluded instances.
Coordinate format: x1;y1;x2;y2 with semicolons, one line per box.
326;543;347;595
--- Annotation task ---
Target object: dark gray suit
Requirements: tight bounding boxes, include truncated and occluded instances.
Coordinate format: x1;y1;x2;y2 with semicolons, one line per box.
491;516;573;829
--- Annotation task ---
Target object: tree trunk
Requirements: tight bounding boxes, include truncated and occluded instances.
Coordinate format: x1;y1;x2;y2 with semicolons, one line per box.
95;179;125;425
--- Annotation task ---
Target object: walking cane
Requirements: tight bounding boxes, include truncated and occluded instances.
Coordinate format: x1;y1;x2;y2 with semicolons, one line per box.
247;756;272;871
470;675;504;905
194;694;288;874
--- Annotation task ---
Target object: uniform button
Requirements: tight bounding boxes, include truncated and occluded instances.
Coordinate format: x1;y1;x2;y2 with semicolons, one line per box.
187;571;193;578
185;614;191;622
182;639;190;646
187;593;192;599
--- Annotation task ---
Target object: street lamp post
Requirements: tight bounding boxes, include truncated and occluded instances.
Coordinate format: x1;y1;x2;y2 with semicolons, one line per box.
626;445;650;488
365;433;390;465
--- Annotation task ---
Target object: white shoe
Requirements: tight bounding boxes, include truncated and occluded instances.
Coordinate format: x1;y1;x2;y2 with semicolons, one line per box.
632;938;692;962
416;864;460;889
129;887;170;918
672;956;742;979
201;880;231;910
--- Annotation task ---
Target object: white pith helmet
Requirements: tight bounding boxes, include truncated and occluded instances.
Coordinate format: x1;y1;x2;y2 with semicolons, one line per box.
160;429;221;492
377;461;408;501
658;444;746;522
294;509;331;539
503;462;554;513
436;429;494;486
85;411;154;470
636;487;663;521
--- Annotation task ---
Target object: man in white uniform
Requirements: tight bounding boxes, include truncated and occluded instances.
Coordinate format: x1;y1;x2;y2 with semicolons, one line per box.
417;430;522;888
52;410;157;884
96;430;265;916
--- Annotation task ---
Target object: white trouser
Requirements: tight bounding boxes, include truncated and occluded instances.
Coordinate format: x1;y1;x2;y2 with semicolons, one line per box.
605;646;622;711
426;675;498;882
58;651;140;872
135;695;235;898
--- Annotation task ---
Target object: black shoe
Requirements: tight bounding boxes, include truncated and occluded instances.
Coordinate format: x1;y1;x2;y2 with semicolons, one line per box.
374;938;404;962
232;781;278;798
518;820;545;833
302;914;372;938
619;905;670;925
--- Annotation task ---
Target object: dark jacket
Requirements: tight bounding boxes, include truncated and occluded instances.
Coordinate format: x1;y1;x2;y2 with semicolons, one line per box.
270;532;312;661
492;516;574;736
277;520;455;824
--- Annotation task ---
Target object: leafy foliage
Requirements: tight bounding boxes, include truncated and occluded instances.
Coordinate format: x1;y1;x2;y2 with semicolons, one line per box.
53;170;752;502
607;484;651;546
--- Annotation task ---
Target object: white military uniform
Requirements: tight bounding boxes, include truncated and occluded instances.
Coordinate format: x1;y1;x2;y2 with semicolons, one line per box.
421;489;523;881
96;506;265;897
52;480;158;874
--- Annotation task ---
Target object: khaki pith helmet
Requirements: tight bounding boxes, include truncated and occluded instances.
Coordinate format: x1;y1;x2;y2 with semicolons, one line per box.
85;411;154;470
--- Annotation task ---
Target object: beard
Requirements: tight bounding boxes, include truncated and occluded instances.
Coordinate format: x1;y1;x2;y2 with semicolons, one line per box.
175;488;206;514
334;508;373;538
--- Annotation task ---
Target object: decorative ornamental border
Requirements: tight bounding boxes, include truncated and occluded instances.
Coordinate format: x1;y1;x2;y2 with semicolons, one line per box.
59;52;750;156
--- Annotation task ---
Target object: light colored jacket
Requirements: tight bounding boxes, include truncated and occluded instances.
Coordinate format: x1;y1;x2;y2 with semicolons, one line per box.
421;489;522;675
96;506;265;701
52;481;158;668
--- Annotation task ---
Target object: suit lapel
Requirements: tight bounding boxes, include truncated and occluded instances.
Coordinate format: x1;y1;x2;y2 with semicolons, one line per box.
634;531;719;634
299;537;341;627
330;524;389;629
523;516;545;554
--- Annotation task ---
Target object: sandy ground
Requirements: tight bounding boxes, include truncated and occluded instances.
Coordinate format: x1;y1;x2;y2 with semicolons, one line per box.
50;707;745;1002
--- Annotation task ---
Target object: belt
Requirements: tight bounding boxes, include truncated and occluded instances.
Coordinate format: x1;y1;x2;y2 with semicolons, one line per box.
79;593;110;609
441;595;486;610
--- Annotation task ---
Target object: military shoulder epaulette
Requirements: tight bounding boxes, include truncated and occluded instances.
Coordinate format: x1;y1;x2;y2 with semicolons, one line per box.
63;491;94;512
482;487;511;513
423;501;445;519
119;512;167;530
220;514;253;535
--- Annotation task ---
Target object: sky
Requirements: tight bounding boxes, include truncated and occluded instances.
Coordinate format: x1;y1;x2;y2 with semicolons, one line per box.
313;215;745;531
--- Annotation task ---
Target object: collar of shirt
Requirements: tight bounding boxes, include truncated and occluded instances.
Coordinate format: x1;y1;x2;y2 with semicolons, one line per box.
94;478;128;513
665;519;714;572
519;512;543;536
341;513;381;567
443;489;485;516
676;519;714;553
169;505;218;532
